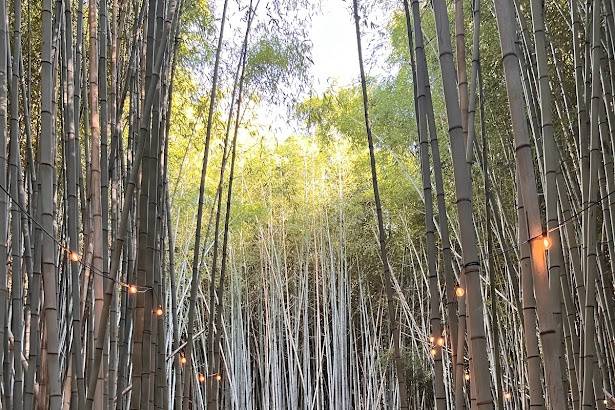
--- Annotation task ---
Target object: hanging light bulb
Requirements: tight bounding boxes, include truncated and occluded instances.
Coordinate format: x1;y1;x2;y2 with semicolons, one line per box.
504;392;512;400
128;285;138;295
437;337;445;347
455;285;465;298
69;250;80;262
180;355;187;365
429;336;435;343
215;373;222;381
464;371;470;381
155;306;164;317
542;235;552;250
430;348;437;357
198;373;206;383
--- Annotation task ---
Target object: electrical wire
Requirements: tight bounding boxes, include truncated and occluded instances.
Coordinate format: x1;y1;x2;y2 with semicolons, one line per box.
0;182;151;293
477;188;615;261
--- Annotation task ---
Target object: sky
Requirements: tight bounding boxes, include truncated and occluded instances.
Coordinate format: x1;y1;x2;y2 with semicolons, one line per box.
217;0;392;141
310;1;359;93
250;0;362;139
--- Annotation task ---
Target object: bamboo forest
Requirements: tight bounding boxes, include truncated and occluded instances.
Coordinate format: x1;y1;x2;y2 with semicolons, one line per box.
1;0;615;408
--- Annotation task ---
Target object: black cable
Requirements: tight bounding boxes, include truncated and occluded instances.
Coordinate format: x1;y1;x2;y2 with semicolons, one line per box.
0;182;150;292
478;188;615;260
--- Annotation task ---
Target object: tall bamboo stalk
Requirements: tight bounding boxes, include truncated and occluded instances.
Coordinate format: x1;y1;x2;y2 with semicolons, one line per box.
0;0;7;402
183;1;229;406
430;0;495;405
353;1;408;408
492;0;567;406
40;0;63;406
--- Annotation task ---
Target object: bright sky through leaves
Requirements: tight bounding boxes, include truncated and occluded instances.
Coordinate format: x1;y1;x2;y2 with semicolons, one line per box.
311;1;359;92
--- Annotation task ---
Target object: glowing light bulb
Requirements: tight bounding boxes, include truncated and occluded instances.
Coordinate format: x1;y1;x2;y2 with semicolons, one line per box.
437;337;445;347
155;306;164;317
430;348;437;357
128;285;138;295
69;251;80;262
603;399;608;405
429;336;435;343
464;372;470;381
504;392;511;400
455;286;465;297
542;235;552;250
215;373;222;381
198;373;205;383
180;356;187;365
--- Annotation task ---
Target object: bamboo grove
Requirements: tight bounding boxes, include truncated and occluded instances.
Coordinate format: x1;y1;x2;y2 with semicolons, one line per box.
0;0;613;408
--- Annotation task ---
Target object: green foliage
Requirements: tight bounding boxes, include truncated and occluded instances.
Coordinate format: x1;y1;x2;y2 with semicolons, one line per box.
401;348;433;398
168;0;584;335
245;31;311;106
169;1;434;285
177;0;215;71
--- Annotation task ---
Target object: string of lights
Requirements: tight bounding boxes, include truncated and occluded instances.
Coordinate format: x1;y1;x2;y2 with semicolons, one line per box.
2;162;613;384
440;188;615;302
473;187;615;262
0;182;151;294
0;182;224;380
429;189;615;363
168;332;225;382
0;173;233;384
